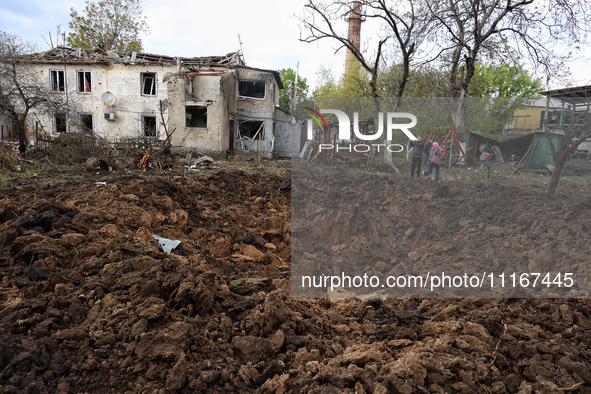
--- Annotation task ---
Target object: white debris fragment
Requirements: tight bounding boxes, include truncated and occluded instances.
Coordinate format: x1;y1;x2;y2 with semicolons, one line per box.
152;234;181;254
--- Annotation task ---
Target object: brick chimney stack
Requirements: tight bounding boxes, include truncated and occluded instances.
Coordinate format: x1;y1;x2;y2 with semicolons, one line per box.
345;1;363;77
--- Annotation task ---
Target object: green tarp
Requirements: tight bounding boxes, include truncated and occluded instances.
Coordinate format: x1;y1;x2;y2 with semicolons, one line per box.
521;133;563;169
466;131;564;169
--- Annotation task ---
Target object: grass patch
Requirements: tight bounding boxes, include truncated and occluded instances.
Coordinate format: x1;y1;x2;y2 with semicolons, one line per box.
0;145;19;171
0;165;45;187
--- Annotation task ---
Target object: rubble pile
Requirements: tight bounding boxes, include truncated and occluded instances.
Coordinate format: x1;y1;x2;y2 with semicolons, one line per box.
1;170;591;394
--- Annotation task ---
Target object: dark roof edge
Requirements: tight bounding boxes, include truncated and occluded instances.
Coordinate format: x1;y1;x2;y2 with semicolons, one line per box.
538;85;591;96
233;65;283;89
468;130;562;143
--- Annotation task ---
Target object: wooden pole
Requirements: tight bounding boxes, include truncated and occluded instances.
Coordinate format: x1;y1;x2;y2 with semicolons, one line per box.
449;133;454;169
332;132;336;165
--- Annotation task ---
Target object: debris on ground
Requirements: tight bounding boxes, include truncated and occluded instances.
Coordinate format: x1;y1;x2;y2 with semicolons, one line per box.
85;157;110;172
0;143;20;172
152;234;182;254
234;150;259;161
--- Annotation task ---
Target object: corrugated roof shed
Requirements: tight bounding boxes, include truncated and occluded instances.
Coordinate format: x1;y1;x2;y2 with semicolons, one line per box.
538;85;591;106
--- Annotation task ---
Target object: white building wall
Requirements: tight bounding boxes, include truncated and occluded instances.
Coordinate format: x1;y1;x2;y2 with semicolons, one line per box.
21;60;284;157
273;109;299;158
29;62;176;140
167;70;234;153
192;74;221;103
235;68;280;158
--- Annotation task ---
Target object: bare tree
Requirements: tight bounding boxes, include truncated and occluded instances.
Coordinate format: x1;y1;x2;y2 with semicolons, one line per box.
299;0;431;165
0;31;69;152
300;1;386;100
428;0;591;141
300;0;432;101
367;0;433;102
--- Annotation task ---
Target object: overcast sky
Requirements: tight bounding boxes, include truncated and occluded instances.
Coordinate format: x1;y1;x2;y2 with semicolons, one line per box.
1;0;590;92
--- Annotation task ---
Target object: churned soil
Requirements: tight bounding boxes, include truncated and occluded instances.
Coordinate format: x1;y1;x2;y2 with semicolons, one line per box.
291;166;591;298
1;168;591;394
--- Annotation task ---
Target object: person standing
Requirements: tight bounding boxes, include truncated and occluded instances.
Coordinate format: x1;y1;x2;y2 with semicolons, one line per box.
423;142;442;183
423;140;433;166
409;136;425;178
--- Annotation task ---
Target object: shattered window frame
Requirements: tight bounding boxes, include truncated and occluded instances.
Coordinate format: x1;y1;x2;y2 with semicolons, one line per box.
185;106;207;128
238;120;265;140
142;115;157;137
80;113;93;133
76;71;92;94
186;76;193;95
50;69;65;92
141;72;157;96
238;80;266;99
54;113;67;133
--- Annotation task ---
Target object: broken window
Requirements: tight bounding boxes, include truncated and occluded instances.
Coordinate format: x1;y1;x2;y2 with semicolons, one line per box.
238;120;264;140
239;81;265;99
54;113;67;133
77;71;92;93
80;114;93;133
186;76;193;94
50;70;65;92
141;72;157;96
142;115;157;137
185;106;207;128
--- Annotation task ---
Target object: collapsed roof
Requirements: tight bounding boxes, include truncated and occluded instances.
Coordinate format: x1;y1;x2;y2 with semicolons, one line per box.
22;47;244;68
20;47;283;88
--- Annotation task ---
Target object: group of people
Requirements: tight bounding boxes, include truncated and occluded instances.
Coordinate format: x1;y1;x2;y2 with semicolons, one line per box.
409;136;450;183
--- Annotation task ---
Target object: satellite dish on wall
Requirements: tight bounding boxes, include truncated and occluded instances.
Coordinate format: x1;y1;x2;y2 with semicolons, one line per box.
101;91;116;106
155;99;168;111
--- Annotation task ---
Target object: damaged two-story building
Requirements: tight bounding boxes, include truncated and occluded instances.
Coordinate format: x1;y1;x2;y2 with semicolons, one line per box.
15;47;298;158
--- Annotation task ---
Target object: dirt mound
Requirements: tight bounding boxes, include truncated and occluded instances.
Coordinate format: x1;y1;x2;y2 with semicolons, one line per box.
292;166;591;298
1;169;591;393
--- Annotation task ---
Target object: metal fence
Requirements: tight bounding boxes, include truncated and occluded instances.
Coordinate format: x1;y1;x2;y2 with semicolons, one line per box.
35;133;163;153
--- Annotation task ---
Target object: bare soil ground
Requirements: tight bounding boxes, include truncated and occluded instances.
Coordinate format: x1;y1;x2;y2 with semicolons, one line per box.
292;163;591;299
2;160;591;394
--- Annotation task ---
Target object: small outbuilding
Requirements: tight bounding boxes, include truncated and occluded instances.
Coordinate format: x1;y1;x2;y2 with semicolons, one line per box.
466;131;563;169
